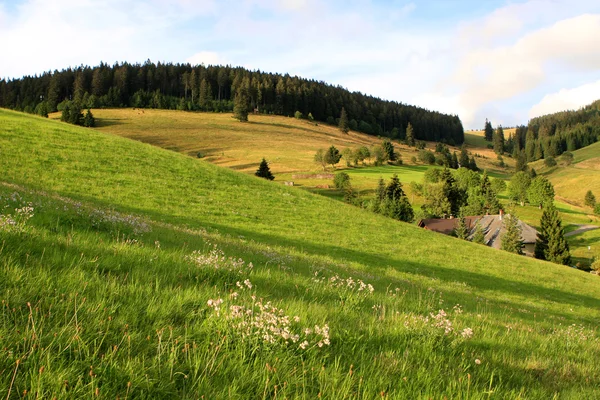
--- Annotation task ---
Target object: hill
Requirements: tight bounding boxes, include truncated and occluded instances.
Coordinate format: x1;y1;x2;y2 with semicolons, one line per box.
0;61;465;144
1;109;600;398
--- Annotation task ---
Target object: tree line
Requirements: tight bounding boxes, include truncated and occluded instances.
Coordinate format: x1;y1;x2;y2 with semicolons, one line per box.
0;61;465;144
484;100;600;164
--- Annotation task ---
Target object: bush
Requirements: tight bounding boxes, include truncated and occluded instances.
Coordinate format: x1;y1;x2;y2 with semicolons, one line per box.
333;172;351;189
418;150;436;165
594;203;600;216
591;259;600;272
544;156;557;167
294;111;303;119
491;178;507;194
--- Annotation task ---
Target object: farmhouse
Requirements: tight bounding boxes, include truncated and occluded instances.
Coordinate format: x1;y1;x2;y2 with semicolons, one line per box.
418;212;539;257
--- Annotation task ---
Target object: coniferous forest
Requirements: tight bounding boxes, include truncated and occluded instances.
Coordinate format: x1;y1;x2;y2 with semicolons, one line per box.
503;100;600;161
0;61;465;144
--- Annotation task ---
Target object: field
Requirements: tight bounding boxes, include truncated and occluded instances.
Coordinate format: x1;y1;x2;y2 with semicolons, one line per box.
3;109;600;398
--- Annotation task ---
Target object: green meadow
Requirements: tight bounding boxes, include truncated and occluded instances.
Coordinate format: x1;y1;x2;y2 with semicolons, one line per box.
1;109;600;398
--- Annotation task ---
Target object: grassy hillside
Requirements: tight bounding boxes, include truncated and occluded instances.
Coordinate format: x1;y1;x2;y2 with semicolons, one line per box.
528;141;600;208
2;109;600;398
74;108;510;177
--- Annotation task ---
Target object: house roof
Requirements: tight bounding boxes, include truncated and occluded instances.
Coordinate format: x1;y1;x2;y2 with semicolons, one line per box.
418;214;538;248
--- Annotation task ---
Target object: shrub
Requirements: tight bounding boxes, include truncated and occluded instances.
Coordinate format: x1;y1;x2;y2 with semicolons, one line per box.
544;156;557;167
591;259;600;272
594;203;600;216
418;150;436;165
333;172;351;189
294;111;303;119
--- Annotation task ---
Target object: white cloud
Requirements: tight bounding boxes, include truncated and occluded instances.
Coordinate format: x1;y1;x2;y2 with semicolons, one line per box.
529;80;600;119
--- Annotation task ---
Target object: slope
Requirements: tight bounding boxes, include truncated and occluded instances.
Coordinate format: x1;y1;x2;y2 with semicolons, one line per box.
1;109;600;398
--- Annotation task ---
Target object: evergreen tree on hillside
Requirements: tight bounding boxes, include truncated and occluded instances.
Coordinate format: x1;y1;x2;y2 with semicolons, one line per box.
493;125;505;154
255;158;274;180
501;214;524;255
233;85;249;122
454;217;468;240
515;149;528;172
382;139;396;162
535;206;571;265
377;174;413;222
484;119;494;141
468;156;478;171
459;145;470;168
338;107;349;134
472;221;486;244
83;109;95;127
405;123;415;147
584;190;596;208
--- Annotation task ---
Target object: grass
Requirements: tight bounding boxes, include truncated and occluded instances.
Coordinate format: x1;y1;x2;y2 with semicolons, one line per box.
2;109;600;398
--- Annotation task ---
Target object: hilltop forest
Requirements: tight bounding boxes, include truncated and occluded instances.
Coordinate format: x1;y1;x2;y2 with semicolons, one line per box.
0;61;465;145
496;100;600;161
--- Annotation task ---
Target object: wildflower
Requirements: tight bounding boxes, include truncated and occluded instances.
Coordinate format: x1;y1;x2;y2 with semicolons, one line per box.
244;279;253;289
475;359;481;365
461;328;473;339
299;341;309;350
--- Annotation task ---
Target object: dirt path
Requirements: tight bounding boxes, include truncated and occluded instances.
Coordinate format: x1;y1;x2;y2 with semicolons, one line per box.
565;224;600;237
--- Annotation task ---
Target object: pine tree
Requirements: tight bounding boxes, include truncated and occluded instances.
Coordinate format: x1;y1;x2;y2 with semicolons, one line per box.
515;149;528;172
405;122;415;147
382;139;396;161
535;206;570;265
451;152;459;169
501;214;524;255
468;156;478;171
584;190;596;208
338;107;349;134
472;221;486;244
454;217;468;239
255;158;274;180
233;85;249;122
376;178;386;203
459;145;469;168
484;119;494;141
83;109;95;127
493;125;505;154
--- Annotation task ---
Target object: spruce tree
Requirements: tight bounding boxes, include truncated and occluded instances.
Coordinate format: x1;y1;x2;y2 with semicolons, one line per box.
338;107;349;134
405;123;415;147
233;85;249;122
484;119;494;141
324;145;342;169
515;149;528;172
454;217;468;239
501;214;524;255
83;109;95;127
459;145;470;168
493;125;505;154
535;206;571;265
584;190;596;208
468;156;478;171
255;158;274;180
472;222;486;244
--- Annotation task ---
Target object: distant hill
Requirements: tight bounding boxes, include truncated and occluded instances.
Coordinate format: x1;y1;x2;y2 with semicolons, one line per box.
0;61;465;144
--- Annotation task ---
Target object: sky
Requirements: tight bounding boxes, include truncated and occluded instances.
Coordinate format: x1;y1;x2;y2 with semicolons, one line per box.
1;0;599;129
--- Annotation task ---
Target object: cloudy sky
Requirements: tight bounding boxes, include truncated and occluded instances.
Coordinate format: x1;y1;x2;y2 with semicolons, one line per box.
1;0;599;129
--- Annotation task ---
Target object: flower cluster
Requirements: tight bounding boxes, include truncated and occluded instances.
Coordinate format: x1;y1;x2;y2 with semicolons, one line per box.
207;280;330;350
89;208;151;236
0;201;34;233
400;307;474;339
553;323;597;343
187;244;253;275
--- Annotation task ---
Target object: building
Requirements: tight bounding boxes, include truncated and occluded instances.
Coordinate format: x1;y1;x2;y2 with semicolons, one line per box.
417;211;539;256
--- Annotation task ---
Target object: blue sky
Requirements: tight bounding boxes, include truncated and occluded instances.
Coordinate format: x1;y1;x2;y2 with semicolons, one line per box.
1;0;599;129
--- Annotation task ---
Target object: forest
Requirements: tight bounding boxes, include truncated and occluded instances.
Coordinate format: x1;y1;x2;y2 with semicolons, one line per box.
0;61;465;145
502;100;600;161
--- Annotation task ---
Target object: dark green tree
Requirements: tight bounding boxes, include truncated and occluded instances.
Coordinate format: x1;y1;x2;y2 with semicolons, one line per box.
515;149;528;172
324;145;342;169
83;109;95;127
484;119;494;141
501;214;524;255
493;125;505;154
584;190;596;208
378;174;413;222
333;172;351;189
255;158;274;180
459;145;470;168
468;156;478;171
338;107;349;134
382;139;396;161
405;122;415;146
233;85;249;122
535;206;570;265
